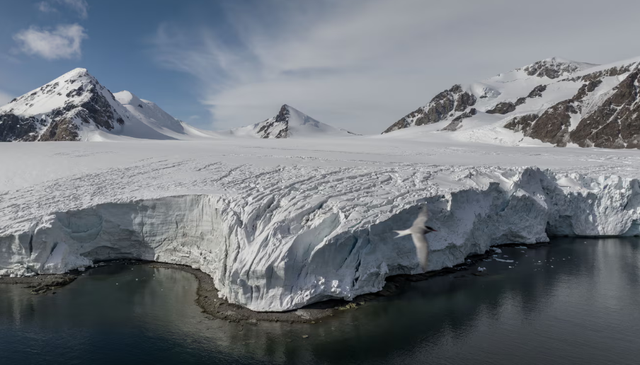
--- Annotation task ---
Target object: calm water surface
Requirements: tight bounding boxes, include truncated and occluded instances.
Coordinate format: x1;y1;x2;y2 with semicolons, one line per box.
2;238;640;364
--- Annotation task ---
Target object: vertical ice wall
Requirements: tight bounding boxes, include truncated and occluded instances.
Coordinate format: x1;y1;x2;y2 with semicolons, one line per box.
1;168;639;311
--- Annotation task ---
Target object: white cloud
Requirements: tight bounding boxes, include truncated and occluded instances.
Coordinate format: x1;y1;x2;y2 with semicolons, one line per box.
58;0;88;19
0;90;13;106
38;0;88;19
37;1;57;14
152;0;640;134
13;24;87;60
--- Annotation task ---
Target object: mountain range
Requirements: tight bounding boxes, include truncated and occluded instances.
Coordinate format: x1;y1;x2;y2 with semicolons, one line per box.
226;104;356;138
0;68;348;142
0;68;217;142
2;56;640;149
383;57;640;149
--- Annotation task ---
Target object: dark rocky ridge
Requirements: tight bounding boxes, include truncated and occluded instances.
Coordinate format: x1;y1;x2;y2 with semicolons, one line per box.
521;58;592;79
256;104;290;138
570;70;640;148
0;114;43;141
527;85;547;98
384;57;640;149
486;102;516;115
503;66;640;148
442;108;477;131
383;85;476;133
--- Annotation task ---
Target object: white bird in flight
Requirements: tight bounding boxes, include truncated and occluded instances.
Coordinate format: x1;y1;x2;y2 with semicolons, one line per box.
394;205;437;271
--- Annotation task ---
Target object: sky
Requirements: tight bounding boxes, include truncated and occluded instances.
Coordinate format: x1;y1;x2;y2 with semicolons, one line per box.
2;0;640;134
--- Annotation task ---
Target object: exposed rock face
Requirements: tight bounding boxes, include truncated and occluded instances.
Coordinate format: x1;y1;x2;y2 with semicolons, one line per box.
528;100;577;146
578;64;633;82
521;58;594;79
256;105;290;138
230;104;354;139
442;108;477;131
0;68;127;142
383;85;476;133
570;70;640;148
486;102;516;115
383;56;640;149
504;114;539;133
39;119;79;141
503;67;640;148
527;85;547;98
514;85;548;107
573;80;602;101
0;114;42;141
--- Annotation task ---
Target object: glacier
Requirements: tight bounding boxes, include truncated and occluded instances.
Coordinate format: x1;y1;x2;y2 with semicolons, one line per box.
1;139;639;311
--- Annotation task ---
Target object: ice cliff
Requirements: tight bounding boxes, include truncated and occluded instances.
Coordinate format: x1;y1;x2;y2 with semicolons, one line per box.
1;165;638;312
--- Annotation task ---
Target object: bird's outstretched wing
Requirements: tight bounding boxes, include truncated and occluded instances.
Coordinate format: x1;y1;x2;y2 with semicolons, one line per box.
410;205;429;232
411;233;429;271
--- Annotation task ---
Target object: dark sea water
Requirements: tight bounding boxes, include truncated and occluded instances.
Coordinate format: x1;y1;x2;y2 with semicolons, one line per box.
2;237;640;365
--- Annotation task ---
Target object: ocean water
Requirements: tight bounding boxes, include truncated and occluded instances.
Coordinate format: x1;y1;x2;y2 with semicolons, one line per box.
1;237;639;364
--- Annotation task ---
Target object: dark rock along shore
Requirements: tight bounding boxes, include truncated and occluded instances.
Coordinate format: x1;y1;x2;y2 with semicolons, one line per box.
0;244;531;324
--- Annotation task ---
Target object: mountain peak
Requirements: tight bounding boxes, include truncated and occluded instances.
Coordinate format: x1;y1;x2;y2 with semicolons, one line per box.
64;67;89;77
0;67;125;141
518;57;598;79
0;67;107;117
52;67;96;85
228;104;355;139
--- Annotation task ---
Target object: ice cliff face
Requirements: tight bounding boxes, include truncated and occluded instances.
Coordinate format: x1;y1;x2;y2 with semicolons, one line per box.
1;165;638;312
228;104;356;138
383;56;640;149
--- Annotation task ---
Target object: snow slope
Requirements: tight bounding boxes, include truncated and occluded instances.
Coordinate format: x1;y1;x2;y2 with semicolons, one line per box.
228;104;356;138
114;91;219;140
1;137;639;311
383;56;640;149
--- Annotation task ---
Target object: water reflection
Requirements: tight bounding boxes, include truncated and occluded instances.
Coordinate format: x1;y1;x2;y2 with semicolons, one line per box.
1;238;640;365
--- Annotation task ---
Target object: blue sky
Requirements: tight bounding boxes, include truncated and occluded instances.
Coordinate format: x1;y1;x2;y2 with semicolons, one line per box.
2;0;640;134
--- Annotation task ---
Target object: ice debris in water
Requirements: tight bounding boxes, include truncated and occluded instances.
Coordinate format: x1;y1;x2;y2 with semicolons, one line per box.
495;258;515;263
477;267;487;272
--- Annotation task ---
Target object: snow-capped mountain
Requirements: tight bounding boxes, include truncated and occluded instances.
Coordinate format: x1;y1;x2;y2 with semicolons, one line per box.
227;104;356;138
114;90;216;140
0;68;214;142
382;57;640;149
0;68;128;141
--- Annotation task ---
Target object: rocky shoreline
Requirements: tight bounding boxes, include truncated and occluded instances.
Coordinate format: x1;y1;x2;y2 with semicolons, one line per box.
0;273;77;294
0;243;543;323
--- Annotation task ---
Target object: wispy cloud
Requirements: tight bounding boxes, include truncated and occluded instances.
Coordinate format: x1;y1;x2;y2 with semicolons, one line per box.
151;0;640;133
37;1;58;14
59;0;88;19
13;24;87;60
38;0;89;19
150;0;499;132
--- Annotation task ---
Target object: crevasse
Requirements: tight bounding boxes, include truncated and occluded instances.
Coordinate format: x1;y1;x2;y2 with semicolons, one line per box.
1;168;638;312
